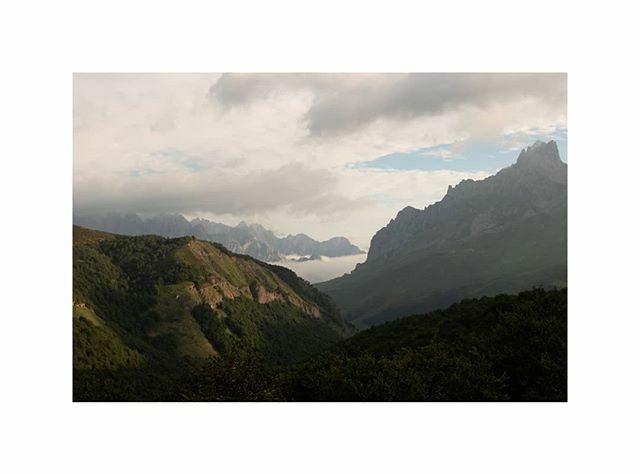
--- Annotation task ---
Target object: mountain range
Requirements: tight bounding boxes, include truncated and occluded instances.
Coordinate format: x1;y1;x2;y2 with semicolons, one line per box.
73;214;364;263
316;140;567;327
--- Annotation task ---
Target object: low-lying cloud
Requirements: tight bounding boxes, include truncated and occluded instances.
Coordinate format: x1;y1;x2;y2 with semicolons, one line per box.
73;162;370;217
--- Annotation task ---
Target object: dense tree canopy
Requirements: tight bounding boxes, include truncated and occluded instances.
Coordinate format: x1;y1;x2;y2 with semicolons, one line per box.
171;289;567;402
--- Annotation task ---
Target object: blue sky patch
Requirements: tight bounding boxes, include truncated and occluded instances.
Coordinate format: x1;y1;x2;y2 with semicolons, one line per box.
351;128;567;173
152;149;207;173
130;168;162;178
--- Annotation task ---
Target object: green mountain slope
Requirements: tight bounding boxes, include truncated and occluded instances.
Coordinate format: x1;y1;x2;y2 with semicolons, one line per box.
73;225;352;401
316;141;567;327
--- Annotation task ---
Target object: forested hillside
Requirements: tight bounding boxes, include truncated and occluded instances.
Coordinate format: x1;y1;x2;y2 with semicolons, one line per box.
73;226;352;400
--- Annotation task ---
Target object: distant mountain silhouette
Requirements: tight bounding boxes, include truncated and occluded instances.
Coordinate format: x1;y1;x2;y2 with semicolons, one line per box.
73;214;364;262
316;140;567;327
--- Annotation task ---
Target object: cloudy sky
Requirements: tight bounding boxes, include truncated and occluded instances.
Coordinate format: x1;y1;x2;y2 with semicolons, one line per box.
73;73;567;248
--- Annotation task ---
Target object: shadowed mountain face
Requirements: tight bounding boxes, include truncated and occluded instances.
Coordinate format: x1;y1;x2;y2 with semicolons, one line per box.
316;140;567;327
73;214;363;262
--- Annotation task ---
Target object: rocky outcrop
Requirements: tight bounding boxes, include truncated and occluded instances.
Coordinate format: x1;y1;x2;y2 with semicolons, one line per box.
182;239;323;319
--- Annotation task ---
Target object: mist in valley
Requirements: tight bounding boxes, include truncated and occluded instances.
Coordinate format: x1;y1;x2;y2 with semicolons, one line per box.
277;253;367;284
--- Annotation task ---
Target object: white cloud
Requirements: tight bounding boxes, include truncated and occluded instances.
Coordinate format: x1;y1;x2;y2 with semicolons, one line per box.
74;73;567;247
210;73;567;137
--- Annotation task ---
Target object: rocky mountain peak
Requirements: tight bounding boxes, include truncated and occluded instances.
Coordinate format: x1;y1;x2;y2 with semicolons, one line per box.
511;139;566;186
516;140;562;167
361;140;567;266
